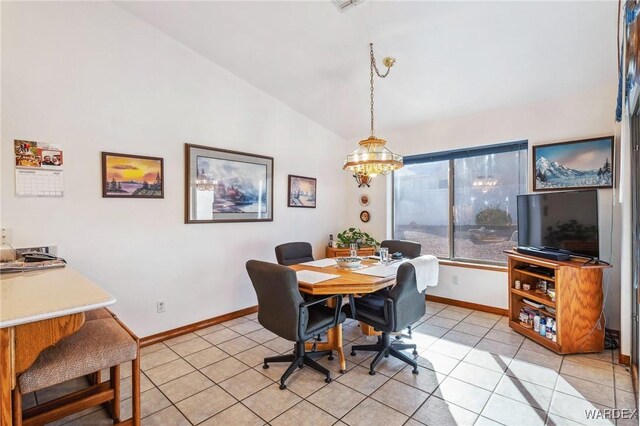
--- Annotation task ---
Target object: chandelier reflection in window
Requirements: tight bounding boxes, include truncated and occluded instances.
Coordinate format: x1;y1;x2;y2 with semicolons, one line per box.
472;175;498;193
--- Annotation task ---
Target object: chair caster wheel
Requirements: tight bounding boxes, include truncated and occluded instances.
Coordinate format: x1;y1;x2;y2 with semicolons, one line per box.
325;377;332;383
279;383;287;390
412;368;419;375
369;370;376;375
263;364;269;369
328;355;334;361
298;364;304;369
384;354;389;358
339;369;346;374
412;350;419;356
350;351;356;356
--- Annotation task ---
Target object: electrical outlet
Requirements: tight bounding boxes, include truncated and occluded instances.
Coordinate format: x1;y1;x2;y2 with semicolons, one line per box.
452;275;459;285
157;301;166;313
1;229;12;245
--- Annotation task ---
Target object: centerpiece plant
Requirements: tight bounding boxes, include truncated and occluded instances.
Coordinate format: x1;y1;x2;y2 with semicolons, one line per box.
336;228;379;248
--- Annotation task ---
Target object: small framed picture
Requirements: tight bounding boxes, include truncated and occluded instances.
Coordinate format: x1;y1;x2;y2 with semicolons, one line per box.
360;210;370;222
288;175;317;208
359;194;370;206
102;152;164;199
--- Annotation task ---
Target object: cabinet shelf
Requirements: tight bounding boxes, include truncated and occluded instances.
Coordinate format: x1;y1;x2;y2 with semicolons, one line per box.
516;299;555;318
513;267;555;283
509;320;560;351
511;288;555;308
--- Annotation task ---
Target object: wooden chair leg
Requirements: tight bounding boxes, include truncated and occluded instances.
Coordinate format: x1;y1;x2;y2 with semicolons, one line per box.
12;386;22;426
110;365;121;422
132;354;140;426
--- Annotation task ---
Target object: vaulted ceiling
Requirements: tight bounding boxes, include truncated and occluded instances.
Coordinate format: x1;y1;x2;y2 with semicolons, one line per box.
116;1;618;139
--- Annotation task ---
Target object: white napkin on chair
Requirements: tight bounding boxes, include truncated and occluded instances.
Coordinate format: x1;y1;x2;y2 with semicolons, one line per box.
408;255;439;292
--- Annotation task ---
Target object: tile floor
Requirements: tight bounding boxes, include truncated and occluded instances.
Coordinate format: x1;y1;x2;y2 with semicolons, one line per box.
23;301;637;426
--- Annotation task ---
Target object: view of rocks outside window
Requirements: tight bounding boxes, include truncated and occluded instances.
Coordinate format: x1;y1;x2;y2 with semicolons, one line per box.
393;148;527;264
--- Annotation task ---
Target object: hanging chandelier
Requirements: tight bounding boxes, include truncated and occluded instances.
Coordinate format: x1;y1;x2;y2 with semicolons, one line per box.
343;43;403;182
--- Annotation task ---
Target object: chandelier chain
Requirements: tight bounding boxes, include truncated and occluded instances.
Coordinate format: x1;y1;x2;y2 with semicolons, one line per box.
369;43;392;137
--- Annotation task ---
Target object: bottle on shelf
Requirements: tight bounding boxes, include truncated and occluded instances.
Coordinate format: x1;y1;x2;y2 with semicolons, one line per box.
533;313;541;332
539;317;546;337
546;319;553;339
328;234;333;247
552;321;557;342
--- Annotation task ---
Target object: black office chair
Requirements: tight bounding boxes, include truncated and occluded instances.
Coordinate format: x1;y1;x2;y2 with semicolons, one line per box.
275;242;314;266
246;260;345;389
346;261;426;375
380;240;422;259
376;240;422;339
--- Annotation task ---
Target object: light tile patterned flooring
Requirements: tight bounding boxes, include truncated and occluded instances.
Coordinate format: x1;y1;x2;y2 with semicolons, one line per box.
24;301;636;426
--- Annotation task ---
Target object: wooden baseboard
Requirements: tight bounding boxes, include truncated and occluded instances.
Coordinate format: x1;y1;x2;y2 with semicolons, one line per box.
426;295;509;317
619;353;631;366
141;305;258;347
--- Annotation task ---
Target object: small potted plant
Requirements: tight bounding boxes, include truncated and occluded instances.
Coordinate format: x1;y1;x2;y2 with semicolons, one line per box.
336;228;379;248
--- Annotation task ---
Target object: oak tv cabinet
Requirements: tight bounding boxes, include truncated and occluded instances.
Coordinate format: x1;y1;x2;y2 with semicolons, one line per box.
505;250;610;354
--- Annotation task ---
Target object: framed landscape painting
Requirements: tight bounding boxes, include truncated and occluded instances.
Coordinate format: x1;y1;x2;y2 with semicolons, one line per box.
533;136;614;191
287;175;316;208
102;152;164;198
185;144;273;223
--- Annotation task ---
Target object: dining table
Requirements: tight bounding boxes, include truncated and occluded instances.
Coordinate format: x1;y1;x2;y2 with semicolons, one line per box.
289;258;397;373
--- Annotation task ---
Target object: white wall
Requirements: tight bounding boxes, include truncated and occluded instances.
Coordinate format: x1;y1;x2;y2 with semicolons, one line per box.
349;84;622;330
1;2;349;337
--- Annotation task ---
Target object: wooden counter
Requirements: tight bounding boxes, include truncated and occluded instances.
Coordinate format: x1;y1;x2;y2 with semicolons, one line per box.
0;267;116;426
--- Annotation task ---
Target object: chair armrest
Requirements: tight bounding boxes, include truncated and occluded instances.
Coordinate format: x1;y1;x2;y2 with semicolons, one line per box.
299;294;344;328
348;294;357;319
300;295;336;308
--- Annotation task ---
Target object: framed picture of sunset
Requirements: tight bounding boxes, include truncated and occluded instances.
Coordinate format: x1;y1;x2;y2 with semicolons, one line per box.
102;152;164;198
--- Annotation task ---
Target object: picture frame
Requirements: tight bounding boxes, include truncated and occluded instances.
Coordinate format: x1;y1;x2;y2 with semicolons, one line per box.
185;143;273;223
533;136;614;191
287;175;317;208
359;194;370;206
102;152;164;199
360;210;370;223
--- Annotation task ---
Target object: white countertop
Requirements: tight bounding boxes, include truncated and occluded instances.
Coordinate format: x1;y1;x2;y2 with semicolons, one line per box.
0;266;115;328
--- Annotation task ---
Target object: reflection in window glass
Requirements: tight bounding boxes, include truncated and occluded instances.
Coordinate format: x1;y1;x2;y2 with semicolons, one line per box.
392;142;528;265
453;151;527;263
393;161;450;258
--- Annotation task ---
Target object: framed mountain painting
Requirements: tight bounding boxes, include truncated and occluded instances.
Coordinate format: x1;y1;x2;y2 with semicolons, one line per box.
533;136;614;191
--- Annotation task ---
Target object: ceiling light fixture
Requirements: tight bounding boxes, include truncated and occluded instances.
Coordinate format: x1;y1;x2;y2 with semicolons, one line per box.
343;43;403;184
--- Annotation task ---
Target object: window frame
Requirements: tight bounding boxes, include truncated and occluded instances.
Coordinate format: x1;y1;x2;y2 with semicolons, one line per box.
392;140;528;267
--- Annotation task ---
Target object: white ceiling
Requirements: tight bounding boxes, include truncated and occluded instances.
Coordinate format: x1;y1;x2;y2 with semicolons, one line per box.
116;1;618;139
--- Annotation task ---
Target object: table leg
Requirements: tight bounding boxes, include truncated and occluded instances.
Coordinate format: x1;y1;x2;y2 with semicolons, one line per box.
1;327;14;426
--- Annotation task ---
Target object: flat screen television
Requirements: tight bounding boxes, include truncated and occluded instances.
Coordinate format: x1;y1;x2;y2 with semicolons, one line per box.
517;189;599;258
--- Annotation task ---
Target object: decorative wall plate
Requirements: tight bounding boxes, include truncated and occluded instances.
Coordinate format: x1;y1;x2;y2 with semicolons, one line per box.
359;194;370;206
360;210;370;223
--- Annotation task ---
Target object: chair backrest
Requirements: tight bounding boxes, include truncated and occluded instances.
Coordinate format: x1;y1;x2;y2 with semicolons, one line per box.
275;242;314;265
381;240;422;258
246;260;304;341
388;262;427;331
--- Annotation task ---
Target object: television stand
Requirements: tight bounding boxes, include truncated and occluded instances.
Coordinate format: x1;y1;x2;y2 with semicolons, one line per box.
505;250;611;354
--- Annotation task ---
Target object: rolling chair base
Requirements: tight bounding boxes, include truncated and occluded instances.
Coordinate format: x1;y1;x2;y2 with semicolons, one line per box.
351;333;419;375
263;341;333;389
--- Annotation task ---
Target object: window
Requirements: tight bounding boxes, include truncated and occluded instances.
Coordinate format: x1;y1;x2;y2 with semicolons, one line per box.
393;141;528;264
